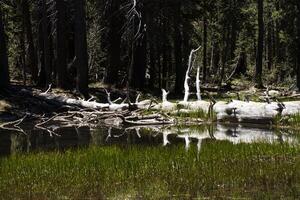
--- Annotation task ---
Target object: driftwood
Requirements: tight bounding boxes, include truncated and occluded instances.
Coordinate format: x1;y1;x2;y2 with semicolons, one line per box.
0;115;27;134
0;87;173;135
19;88;152;111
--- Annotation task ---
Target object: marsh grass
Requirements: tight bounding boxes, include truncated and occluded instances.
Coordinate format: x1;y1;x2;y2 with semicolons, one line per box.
274;113;300;129
0;141;299;199
172;108;217;121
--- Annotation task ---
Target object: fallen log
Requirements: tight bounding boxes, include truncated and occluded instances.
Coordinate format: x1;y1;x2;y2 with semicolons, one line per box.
19;89;153;111
6;86;300;128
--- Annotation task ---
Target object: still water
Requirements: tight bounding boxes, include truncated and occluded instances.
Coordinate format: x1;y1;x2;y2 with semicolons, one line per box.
0;123;298;156
0;123;299;199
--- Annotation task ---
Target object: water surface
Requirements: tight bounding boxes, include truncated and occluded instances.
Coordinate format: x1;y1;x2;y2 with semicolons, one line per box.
0;123;298;156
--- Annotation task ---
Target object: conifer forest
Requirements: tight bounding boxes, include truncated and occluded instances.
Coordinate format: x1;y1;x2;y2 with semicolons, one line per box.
0;0;300;199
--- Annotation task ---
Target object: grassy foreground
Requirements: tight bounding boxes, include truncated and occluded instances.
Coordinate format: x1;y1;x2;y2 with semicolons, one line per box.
0;141;299;199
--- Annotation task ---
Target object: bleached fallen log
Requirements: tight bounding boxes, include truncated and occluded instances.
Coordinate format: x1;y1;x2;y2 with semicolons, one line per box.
214;100;299;122
153;89;177;111
20;89;152;111
281;101;300;115
178;100;210;112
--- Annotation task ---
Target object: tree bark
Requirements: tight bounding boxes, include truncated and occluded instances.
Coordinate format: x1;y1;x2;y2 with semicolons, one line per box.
174;1;184;95
74;0;89;98
22;0;38;83
148;41;156;90
296;3;300;90
211;41;220;76
20;19;27;86
129;7;147;90
104;0;121;85
130;32;147;90
219;24;230;87
55;0;68;89
235;50;247;76
267;21;273;70
162;20;168;89
202;16;208;83
37;6;45;87
229;0;237;61
0;8;9;88
41;0;52;87
255;0;264;88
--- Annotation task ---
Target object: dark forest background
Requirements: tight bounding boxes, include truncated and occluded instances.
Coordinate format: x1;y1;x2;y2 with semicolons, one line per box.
0;0;300;97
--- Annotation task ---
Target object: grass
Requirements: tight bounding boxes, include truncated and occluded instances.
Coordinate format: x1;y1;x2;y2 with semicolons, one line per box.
173;108;217;122
274;113;300;129
0;141;299;199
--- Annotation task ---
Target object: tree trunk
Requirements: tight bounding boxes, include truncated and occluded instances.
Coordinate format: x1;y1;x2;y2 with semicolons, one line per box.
0;8;9;88
74;0;89;98
129;7;147;90
55;0;68;89
219;24;229;87
202;16;208;83
211;41;220;76
37;7;45;87
130;30;147;90
162;21;168;89
255;0;264;88
267;21;273;70
229;0;237;61
174;1;184;95
41;0;52;87
148;42;156;90
22;0;38;83
146;8;156;90
274;1;281;64
20;20;26;86
296;3;300;90
235;50;247;75
104;0;121;85
157;42;162;89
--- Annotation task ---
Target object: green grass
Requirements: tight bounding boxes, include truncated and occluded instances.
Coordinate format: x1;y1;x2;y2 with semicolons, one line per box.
0;141;299;199
274;113;300;129
173;108;217;122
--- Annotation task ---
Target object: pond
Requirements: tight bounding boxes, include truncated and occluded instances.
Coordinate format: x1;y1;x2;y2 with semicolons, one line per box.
0;123;299;199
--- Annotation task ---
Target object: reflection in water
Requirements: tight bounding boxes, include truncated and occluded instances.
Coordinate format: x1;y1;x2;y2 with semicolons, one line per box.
0;123;298;156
